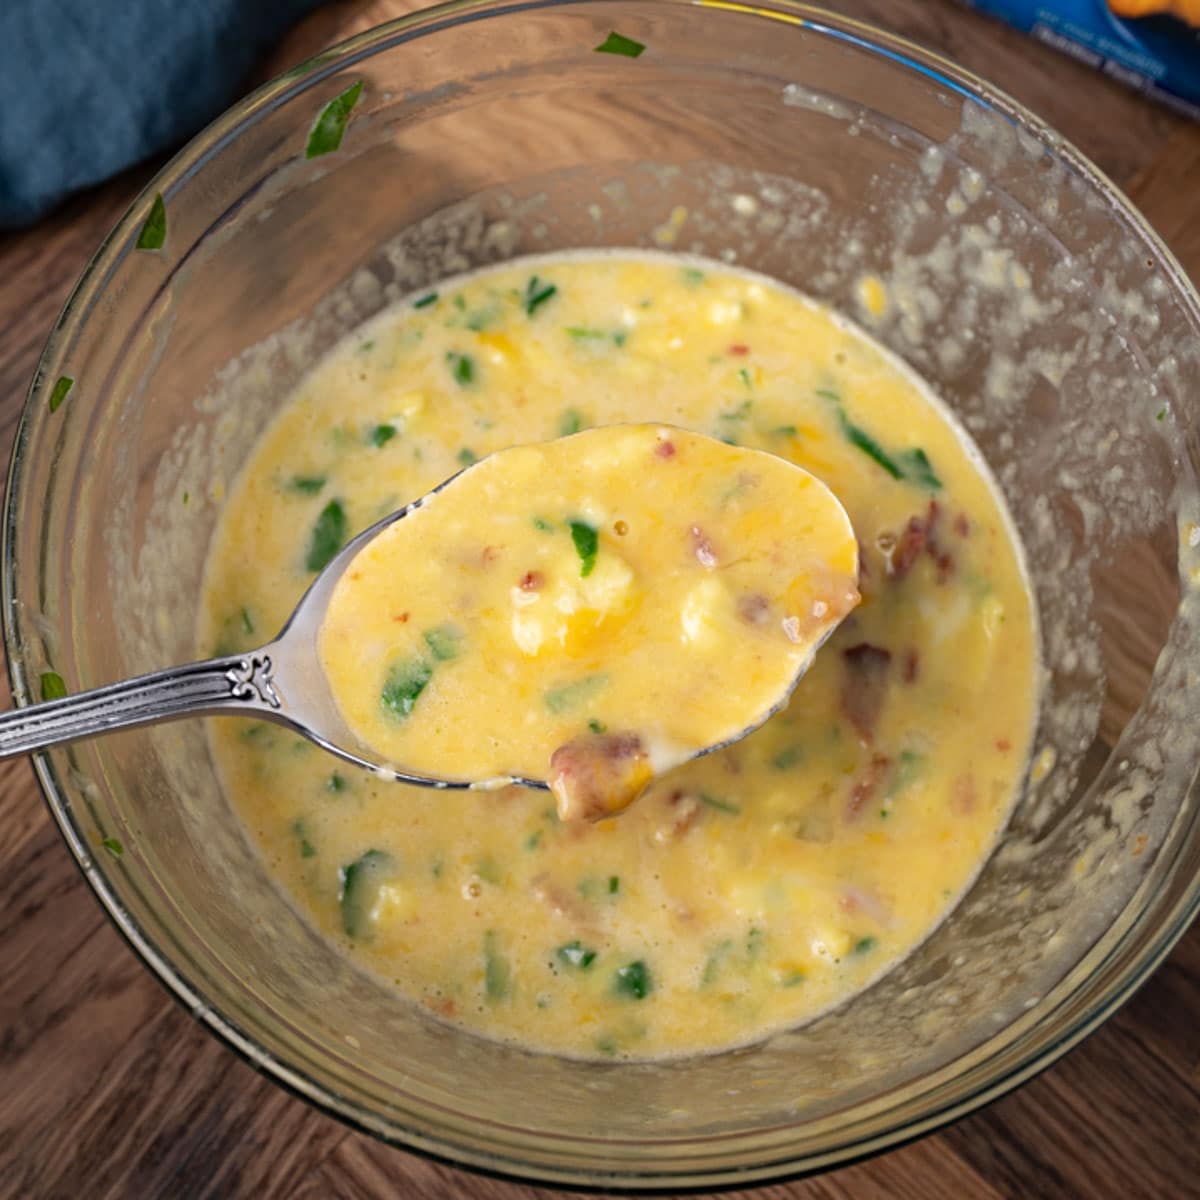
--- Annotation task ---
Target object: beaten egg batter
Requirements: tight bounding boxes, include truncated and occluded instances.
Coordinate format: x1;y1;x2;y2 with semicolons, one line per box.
317;424;860;819
202;252;1038;1059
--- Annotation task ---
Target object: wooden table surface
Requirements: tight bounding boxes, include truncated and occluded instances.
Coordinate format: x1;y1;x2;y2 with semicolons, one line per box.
2;2;1198;1196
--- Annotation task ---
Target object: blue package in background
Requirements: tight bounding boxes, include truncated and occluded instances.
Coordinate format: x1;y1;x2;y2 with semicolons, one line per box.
958;0;1200;117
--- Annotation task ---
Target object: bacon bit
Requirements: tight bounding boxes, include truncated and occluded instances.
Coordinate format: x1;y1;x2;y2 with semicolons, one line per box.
481;545;500;565
882;500;959;584
652;789;702;843
886;500;939;581
428;995;459;1018
519;570;544;591
728;344;750;356
531;873;590;922
902;649;919;684
845;754;893;821
655;440;676;459
1132;833;1148;858
690;525;718;568
951;775;977;816
392;611;410;624
954;513;970;538
996;737;1011;753
840;643;892;743
839;885;890;924
737;593;769;625
550;732;651;822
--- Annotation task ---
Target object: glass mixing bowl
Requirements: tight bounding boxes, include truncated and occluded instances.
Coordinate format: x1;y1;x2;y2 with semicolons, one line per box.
5;0;1200;1187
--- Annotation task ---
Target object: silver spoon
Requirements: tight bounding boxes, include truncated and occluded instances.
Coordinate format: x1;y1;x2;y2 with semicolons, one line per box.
2;456;856;793
0;471;548;790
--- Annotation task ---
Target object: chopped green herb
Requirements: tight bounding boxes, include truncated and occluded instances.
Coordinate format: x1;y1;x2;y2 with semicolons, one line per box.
701;940;732;986
746;926;766;960
614;959;652;999
289;474;326;495
465;302;501;332
381;657;433;720
239;607;254;636
544;673;608;714
595;31;646;57
738;367;753;390
888;749;924;797
358;339;374;353
423;623;463;662
456;447;477;467
101;836;124;858
40;671;67;701
305;499;346;572
475;856;503;885
772;424;798;437
136;193;166;251
532;516;555;533
414;292;438;309
838;409;903;479
719;399;752;422
525;830;543;851
338;848;391;938
556;940;597;969
699;793;740;816
780;971;806;988
595;1034;619;1057
291;819;318;859
369;423;397;448
558;408;585;436
327;772;347;793
681;267;705;285
305;80;363;159
608;875;620;894
815;387;841;402
524;275;558;316
48;375;74;413
181;492;189;505
771;745;804;770
853;936;877;955
446;351;475;386
588;718;607;735
484;930;512;1000
569;519;599;577
565;326;607;340
1156;407;1167;422
899;447;942;490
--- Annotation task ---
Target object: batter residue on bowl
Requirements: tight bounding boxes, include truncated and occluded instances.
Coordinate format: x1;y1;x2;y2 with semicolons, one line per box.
201;251;1038;1060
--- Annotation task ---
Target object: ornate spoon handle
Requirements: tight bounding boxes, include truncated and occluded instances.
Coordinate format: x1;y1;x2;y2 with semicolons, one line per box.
0;651;282;758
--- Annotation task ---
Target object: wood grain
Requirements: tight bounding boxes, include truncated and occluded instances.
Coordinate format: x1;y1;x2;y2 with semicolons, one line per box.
2;2;1199;1197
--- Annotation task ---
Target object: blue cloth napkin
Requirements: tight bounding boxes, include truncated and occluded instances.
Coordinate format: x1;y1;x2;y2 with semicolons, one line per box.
0;0;326;227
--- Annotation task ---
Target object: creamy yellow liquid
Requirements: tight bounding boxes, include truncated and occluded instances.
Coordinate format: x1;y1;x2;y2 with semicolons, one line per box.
202;253;1038;1060
317;424;860;818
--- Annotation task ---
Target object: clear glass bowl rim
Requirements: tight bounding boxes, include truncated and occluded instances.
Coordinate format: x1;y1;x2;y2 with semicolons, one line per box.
5;0;1200;1187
